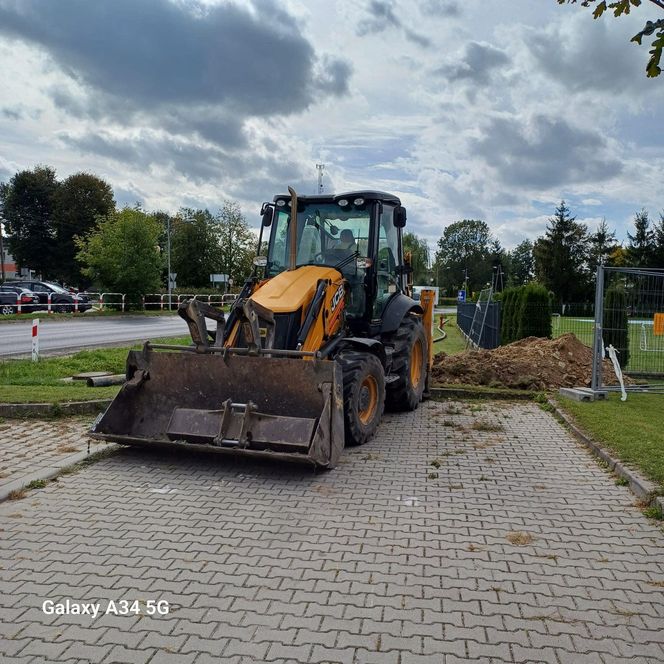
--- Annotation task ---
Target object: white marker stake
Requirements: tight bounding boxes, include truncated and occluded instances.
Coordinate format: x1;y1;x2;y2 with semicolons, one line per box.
31;318;39;362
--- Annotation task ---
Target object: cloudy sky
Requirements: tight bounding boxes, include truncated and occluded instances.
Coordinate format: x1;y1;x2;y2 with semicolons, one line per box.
0;0;662;251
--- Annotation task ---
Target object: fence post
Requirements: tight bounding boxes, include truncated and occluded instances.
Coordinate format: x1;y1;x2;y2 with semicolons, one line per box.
100;294;105;311
591;265;605;392
122;294;126;313
16;293;21;314
47;293;52;315
74;296;79;314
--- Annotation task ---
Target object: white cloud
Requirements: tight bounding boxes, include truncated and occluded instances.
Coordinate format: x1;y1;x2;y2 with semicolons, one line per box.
0;0;661;249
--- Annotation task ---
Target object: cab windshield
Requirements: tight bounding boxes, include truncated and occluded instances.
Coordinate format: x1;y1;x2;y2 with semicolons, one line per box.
267;200;371;278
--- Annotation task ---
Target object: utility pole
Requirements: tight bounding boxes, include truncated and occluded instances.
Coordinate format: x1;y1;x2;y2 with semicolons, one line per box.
0;220;5;283
167;216;172;310
316;163;325;194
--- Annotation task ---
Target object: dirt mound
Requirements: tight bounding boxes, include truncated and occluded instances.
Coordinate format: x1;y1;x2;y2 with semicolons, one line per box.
431;333;626;391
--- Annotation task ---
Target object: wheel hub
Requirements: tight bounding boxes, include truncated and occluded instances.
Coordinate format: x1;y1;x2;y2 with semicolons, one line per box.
359;385;371;412
358;375;378;424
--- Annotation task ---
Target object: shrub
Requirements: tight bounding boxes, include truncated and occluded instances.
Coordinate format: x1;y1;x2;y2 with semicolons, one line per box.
517;283;552;339
500;288;517;344
603;286;629;368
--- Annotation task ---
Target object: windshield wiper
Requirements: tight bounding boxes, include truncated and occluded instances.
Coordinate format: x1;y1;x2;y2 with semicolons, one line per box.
334;251;359;271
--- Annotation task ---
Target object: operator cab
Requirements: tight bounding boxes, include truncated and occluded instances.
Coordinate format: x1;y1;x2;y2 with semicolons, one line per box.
259;191;409;324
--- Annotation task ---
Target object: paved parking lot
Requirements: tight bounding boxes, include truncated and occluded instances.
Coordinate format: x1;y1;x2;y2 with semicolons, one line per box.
0;419;110;500
1;400;663;663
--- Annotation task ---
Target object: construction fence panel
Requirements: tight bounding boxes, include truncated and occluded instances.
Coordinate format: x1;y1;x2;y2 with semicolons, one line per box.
592;266;664;393
457;301;501;349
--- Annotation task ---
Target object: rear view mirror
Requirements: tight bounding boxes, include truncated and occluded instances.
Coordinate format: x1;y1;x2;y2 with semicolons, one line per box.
394;206;407;228
260;203;273;227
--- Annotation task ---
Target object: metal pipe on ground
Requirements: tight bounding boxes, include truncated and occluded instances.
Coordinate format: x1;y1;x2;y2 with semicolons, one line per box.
86;374;126;387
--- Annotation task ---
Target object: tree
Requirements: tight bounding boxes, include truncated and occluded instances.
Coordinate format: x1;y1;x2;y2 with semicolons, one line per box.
606;246;628;267
434;220;493;295
626;209;655;267
0;166;58;276
500;287;520;344
76;207;162;306
53;172;115;286
506;239;534;286
217;200;256;287
653;213;664;267
587;218;619;275
489;239;506;290
402;232;431;285
171;208;223;288
533;201;590;303
557;0;664;77
517;283;553;340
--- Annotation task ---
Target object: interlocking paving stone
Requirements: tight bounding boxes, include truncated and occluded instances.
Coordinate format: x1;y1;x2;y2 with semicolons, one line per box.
0;417;112;497
0;400;663;663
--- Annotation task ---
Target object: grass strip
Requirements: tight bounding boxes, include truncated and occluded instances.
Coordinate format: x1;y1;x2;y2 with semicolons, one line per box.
433;314;467;356
0;336;190;403
556;392;664;491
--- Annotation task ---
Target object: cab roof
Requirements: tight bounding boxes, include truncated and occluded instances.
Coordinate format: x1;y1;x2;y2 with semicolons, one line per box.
272;190;401;205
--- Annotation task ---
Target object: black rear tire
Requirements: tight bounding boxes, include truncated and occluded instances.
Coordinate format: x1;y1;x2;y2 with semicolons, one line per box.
385;315;427;412
337;351;385;446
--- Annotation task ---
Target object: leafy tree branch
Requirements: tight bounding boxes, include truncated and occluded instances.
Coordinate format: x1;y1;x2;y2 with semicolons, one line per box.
558;0;664;76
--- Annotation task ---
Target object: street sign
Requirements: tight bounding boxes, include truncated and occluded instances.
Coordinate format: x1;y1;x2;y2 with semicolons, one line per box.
457;289;466;303
169;272;177;289
210;274;229;283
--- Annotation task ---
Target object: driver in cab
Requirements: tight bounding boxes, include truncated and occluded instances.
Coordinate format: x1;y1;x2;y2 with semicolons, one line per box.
335;229;357;255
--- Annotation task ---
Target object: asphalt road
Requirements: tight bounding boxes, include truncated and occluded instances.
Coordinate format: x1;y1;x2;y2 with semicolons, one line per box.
0;316;192;358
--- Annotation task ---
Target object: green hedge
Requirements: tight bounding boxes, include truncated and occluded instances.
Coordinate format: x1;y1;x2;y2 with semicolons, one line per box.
500;287;520;345
603;286;629;368
517;283;552;339
500;283;552;344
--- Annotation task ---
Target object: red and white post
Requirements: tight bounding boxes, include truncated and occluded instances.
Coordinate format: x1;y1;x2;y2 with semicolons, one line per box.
31;318;39;362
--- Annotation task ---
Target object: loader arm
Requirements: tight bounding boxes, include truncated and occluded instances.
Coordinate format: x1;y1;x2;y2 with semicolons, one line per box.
91;265;348;468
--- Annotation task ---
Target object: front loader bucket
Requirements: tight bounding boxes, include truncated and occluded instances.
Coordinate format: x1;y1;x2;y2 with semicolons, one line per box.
90;347;345;468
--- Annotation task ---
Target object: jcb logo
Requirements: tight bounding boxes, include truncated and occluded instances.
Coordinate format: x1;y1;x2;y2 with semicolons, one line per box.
330;284;344;313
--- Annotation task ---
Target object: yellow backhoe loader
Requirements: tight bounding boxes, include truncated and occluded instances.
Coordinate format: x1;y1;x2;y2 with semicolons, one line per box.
90;188;435;468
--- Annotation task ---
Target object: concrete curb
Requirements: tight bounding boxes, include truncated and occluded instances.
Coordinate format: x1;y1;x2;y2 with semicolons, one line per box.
0;399;111;418
430;386;535;401
548;398;661;507
0;444;116;503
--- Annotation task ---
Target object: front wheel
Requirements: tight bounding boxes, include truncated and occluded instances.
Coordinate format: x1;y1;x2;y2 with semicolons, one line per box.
385;316;427;412
337;351;386;446
1;304;15;316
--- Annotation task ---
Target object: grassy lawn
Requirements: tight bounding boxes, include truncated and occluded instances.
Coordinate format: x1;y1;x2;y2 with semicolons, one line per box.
0;336;190;403
557;392;664;491
433;314;467;356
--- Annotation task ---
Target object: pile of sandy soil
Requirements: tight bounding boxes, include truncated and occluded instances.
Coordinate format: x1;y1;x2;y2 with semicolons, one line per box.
431;333;626;391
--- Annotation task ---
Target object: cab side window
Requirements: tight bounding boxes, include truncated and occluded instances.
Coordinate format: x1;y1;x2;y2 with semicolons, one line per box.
373;205;400;318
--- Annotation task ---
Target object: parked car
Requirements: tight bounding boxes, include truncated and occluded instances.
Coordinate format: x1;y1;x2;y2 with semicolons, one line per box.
0;284;42;313
7;280;92;313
